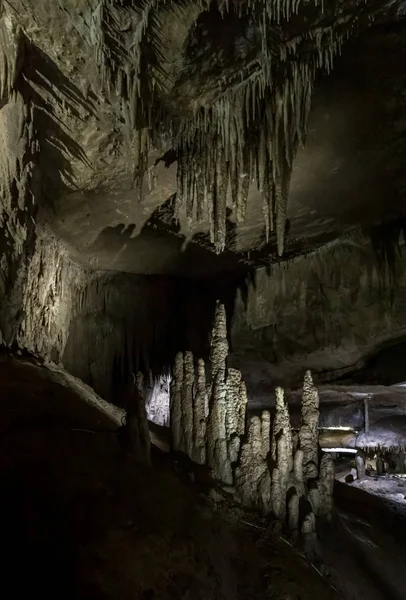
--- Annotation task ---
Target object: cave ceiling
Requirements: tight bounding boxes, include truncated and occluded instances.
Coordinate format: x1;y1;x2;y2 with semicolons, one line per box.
3;0;406;276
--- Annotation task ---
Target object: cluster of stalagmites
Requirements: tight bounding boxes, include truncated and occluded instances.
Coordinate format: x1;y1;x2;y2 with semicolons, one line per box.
170;302;334;544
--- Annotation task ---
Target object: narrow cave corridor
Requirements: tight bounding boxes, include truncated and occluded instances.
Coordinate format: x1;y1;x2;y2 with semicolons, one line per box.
2;1;406;599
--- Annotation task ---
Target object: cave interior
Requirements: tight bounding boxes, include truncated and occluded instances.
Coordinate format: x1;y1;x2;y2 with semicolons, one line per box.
2;1;406;599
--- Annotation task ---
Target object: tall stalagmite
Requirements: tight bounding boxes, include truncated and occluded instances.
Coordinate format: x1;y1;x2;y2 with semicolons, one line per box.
318;453;335;519
210;301;229;380
171;352;184;452
299;370;320;480
193;358;208;465
206;368;232;484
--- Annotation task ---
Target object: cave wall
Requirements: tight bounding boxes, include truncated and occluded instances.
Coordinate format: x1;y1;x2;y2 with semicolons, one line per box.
231;227;406;387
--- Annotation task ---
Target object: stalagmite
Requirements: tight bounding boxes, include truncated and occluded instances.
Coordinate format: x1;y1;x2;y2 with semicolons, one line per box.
260;410;271;460
206;368;232;484
210;301;229;380
272;387;293;472
302;511;317;560
271;467;284;520
225;368;243;464
308;485;320;516
170;352;184;452
288;491;300;539
299;370;320;480
182;351;195;460
237;380;248;436
294;448;304;485
193;358;208;465
355;453;366;479
235;415;271;512
318;453;335;519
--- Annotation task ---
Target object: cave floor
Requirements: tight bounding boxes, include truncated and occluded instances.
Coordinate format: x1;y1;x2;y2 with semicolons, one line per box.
0;354;337;600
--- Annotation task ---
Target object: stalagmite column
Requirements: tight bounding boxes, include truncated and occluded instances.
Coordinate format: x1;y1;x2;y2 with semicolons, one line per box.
302;511;317;560
182;351;195;459
318;453;335;519
225;368;244;464
355;453;366;480
308;485;320;516
171;352;184;452
235;415;271;513
237;379;248;436
206;368;232;484
210;301;229;380
260;410;271;460
294;449;304;485
299;371;320;480
288;492;300;540
271;467;284;520
272;386;293;472
193;358;208;465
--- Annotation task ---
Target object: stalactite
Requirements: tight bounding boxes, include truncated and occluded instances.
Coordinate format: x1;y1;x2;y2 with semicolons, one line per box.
299;370;320;480
89;0;361;254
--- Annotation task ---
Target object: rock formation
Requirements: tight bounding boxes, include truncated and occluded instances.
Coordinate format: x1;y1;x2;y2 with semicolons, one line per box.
299;371;320;481
169;302;334;547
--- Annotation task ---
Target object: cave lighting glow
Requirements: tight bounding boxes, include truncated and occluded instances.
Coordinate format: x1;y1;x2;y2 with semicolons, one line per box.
321;448;357;454
320;426;354;431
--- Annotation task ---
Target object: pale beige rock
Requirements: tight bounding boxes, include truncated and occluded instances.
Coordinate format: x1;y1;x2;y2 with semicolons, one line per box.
318;453;335;519
193;358;208;464
207;368;232;484
210;301;229;379
299;370;320;481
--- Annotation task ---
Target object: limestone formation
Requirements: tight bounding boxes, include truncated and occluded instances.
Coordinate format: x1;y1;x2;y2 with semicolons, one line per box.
193;358;208;465
299;371;320;481
168;302;333;533
272;386;293;472
302;511;318;560
182;351;195;459
355;453;366;480
288;491;300;540
225;368;243;464
318;453;335;519
235;415;271;512
171;352;184;453
210;302;229;380
206;369;232;484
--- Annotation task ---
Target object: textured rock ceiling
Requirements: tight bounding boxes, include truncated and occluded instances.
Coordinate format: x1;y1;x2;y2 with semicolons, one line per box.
2;0;406;275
